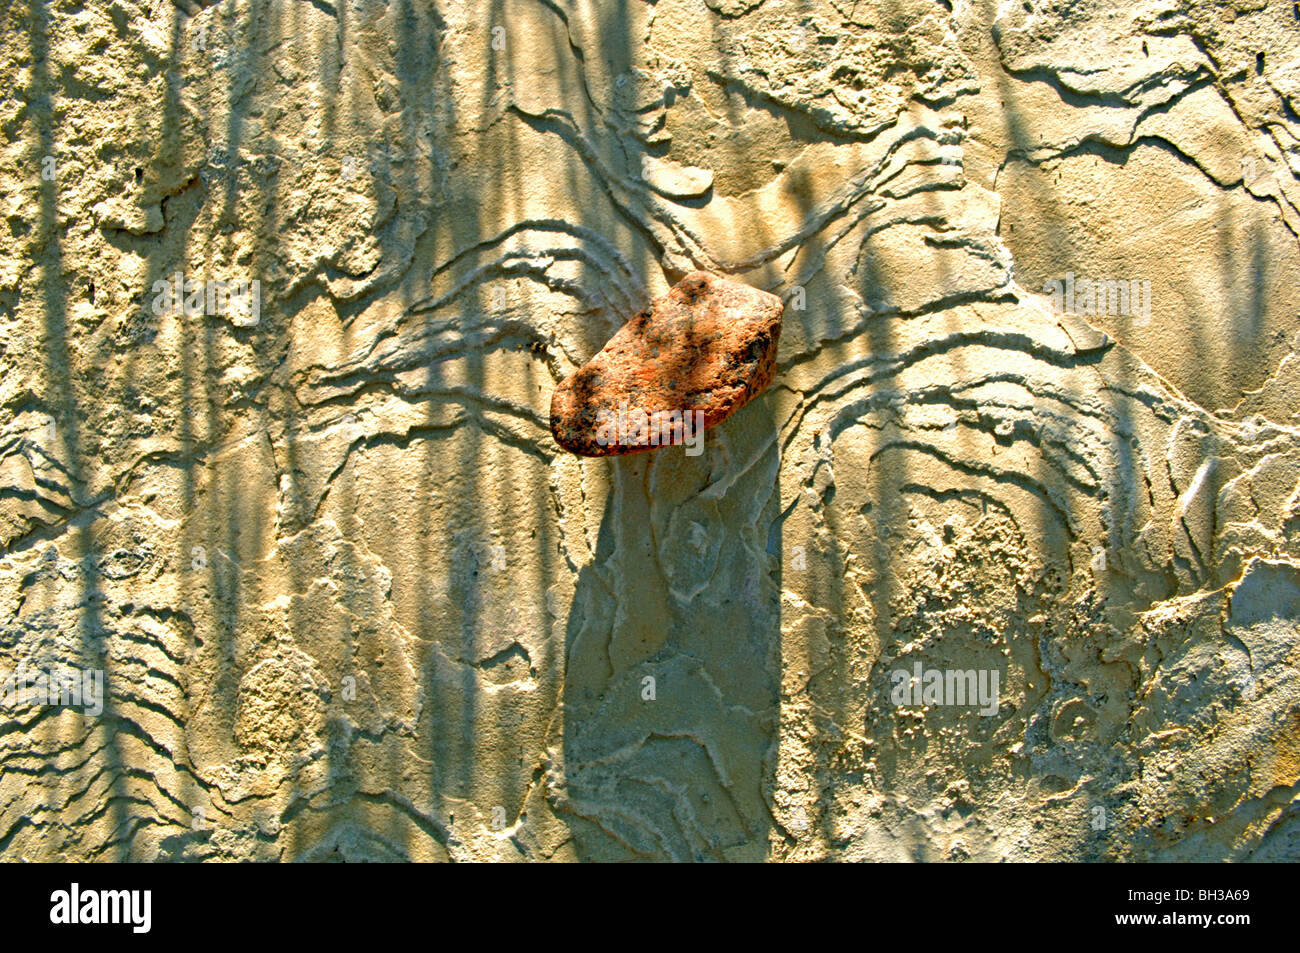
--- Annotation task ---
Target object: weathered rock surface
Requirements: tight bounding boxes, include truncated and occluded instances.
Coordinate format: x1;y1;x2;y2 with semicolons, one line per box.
550;271;782;456
1;0;1299;863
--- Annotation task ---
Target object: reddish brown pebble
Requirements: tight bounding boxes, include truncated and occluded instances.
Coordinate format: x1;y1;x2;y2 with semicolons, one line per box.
550;271;784;457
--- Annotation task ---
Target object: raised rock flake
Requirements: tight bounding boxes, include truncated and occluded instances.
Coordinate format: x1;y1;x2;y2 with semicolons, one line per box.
550;271;783;457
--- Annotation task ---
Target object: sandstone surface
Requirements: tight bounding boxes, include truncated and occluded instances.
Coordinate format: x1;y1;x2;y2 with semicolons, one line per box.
0;0;1298;862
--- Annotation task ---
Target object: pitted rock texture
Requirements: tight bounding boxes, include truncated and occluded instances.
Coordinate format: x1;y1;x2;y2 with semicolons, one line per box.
550;271;783;456
1;0;1299;863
